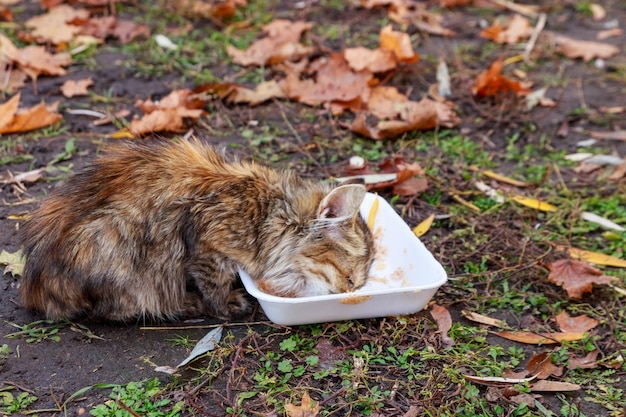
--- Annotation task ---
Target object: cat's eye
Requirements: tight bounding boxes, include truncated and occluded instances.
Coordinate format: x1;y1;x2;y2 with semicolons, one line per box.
346;276;354;289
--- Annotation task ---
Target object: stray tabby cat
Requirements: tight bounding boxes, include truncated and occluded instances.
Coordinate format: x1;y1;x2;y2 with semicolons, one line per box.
20;138;374;321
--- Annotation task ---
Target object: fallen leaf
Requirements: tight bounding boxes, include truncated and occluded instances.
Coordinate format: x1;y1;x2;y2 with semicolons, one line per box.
155;326;223;374
0;249;24;276
0;93;62;134
430;304;454;348
227;80;286;106
0;34;72;80
413;213;435;237
130;108;187;136
285;392;320;417
527;352;563;379
0;64;27;93
111;19;150;44
389;0;456;37
227;19;313;66
567;349;599;370
343;46;397;73
480;14;532;44
469;166;531;187
280;53;373;106
378;24;419;64
475;181;505;203
60;77;93;97
3;168;44;185
368;198;379;229
473;57;529;97
546;259;615;299
597;28;623;40
510;195;558;212
555;246;626;268
529;380;580;392
589;130;626;141
555;311;599;333
494;331;586;344
25;4;89;44
582;211;625;232
461;310;508;328
393;176;428;197
553;33;620;62
589;3;606;20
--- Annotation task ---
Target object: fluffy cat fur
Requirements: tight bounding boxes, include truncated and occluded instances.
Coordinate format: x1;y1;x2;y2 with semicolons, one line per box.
19;138;374;322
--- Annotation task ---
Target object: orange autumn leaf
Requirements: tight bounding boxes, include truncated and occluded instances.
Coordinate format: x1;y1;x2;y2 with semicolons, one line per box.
389;0;456;37
546;259;615;299
280;53;373;106
60;77;93;97
480;14;532;44
0;93;62;134
379;24;419;64
473;57;529;97
25;4;89;44
343;46;397;73
555;311;599;333
227;19;313;66
0;34;72;80
284;392;320;417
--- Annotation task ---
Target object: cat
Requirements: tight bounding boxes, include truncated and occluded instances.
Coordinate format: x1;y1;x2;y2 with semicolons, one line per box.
19;138;374;322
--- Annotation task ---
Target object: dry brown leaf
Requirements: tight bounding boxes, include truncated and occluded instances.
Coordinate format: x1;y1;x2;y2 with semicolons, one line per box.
555;311;599;333
597;28;623;40
389;0;456;37
526;352;563;379
529;380;580;392
480;14;532;44
439;0;471;7
589;130;626;141
494;331;586;344
567;349;599;370
60;77;93;97
0;93;20;128
137;89;205;116
284;392;319;417
546;259;615;299
25;4;89;44
0;34;72;80
553;33;620;62
129;89;205;136
392;177;428;197
343;47;397;73
589;3;606;20
228;80;285;106
461;310;508;328
351;89;459;139
430;304;454;348
0;64;27;93
111;19;150;44
280;53;373;106
473;57;528;97
379;24;419;64
130;108;186;136
0;94;62;134
227;19;313;66
609;157;626;181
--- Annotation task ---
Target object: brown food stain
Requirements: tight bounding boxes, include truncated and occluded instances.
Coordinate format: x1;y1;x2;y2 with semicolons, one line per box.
340;294;373;304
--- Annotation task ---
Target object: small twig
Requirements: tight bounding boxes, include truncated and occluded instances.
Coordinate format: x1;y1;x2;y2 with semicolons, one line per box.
2;381;37;395
139;320;271;331
523;13;547;64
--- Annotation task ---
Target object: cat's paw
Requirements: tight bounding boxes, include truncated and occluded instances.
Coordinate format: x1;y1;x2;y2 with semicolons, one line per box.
225;288;253;318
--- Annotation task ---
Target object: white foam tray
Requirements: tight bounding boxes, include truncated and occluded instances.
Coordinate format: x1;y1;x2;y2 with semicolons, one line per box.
239;193;447;326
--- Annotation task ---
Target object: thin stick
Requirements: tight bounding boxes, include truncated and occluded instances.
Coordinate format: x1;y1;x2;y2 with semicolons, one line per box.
139;320;271;331
524;13;547;64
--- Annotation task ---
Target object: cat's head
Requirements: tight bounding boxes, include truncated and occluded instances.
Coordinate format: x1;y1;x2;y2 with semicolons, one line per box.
259;183;375;297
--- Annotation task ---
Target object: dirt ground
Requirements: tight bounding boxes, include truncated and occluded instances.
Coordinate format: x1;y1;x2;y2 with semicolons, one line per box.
1;1;626;416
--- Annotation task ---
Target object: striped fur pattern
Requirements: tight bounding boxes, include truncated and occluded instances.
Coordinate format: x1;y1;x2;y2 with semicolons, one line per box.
19;138;374;321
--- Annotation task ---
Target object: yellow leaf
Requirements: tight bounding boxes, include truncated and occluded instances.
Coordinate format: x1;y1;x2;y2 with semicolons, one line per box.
452;194;481;212
469;166;530;187
109;128;135;139
510;195;558;212
494;331;586;345
556;245;626;268
413;214;435;237
368;198;379;229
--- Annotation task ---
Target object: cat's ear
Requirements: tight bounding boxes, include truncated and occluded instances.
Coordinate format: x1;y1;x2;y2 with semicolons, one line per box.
318;184;366;221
